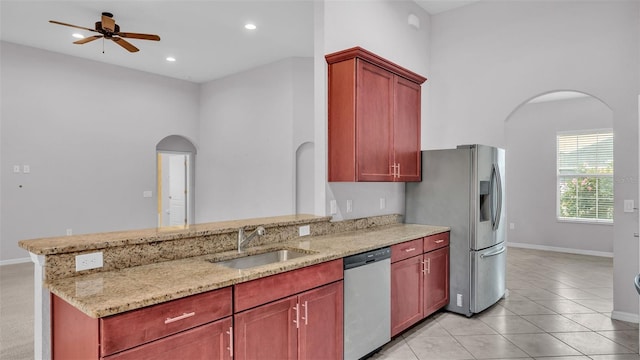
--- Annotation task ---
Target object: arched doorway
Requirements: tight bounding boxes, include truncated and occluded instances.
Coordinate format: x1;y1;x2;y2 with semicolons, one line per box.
504;90;614;254
156;135;197;228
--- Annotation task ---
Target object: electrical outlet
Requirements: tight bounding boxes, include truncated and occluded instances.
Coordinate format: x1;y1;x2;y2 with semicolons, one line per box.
66;228;73;236
346;200;353;213
380;197;386;209
76;252;103;272
299;225;310;237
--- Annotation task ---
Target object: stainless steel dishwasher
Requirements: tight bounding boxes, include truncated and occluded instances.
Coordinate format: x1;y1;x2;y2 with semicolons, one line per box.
343;247;391;360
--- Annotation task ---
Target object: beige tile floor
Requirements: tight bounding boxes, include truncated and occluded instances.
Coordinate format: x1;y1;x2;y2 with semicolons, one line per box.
372;247;639;360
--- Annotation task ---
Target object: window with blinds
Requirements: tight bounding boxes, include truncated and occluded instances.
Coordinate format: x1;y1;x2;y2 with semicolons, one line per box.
557;129;614;223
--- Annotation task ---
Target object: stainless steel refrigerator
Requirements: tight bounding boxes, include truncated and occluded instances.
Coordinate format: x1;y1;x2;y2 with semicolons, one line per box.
405;144;506;317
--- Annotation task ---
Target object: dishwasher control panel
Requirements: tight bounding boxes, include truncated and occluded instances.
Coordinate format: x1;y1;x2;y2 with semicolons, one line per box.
343;247;391;269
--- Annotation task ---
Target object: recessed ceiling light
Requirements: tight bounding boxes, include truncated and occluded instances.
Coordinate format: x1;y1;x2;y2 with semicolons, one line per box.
72;33;84;39
244;23;257;30
166;57;176;62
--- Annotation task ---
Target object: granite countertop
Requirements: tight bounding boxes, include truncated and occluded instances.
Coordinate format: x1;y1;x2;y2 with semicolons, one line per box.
46;223;449;318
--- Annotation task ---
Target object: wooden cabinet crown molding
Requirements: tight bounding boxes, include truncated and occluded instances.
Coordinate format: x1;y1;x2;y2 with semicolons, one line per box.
325;46;427;85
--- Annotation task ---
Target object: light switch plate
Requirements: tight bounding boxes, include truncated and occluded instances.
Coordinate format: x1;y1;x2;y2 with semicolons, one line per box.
624;200;635;213
330;200;337;215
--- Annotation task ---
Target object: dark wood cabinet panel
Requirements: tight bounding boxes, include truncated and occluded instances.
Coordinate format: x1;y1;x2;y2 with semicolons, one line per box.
298;282;344;360
51;294;99;360
390;256;423;337
234;297;299;360
101;287;232;356
356;60;395;181
326;47;426;182
104;317;232;360
424;246;450;317
391;237;423;263
424;232;449;252
393;76;422;182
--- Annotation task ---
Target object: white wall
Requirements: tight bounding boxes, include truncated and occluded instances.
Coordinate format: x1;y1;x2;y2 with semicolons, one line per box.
320;0;431;221
0;41;200;262
429;1;639;319
196;57;313;222
506;95;614;255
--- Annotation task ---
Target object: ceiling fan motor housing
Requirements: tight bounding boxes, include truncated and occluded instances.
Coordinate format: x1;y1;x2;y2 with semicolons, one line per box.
95;21;120;36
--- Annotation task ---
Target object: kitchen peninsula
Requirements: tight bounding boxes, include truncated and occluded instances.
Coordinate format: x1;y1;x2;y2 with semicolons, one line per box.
20;214;449;359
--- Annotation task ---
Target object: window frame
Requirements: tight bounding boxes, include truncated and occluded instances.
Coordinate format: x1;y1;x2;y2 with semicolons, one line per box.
556;129;614;225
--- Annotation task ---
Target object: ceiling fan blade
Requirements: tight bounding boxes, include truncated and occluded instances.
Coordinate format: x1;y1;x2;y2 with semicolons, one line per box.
73;35;103;44
101;14;116;33
49;20;98;33
117;32;160;41
111;37;139;52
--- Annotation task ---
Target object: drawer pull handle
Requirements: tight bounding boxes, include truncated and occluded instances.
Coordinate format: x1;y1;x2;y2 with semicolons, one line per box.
434;239;445;243
404;247;416;252
164;312;195;324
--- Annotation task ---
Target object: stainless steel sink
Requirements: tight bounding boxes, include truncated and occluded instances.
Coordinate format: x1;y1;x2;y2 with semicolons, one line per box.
209;249;313;269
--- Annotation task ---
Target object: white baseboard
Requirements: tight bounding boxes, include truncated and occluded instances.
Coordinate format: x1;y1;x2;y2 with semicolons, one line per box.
506;242;613;258
611;310;640;324
0;257;31;266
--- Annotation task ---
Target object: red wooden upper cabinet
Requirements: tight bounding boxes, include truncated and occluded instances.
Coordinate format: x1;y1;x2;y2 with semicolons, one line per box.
326;47;427;182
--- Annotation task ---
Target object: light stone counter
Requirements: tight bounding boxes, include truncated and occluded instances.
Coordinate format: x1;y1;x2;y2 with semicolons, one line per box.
45;223;449;318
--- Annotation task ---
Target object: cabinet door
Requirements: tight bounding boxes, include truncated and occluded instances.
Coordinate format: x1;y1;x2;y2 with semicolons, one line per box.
356;60;395;181
424;246;450;317
393;76;422;182
390;256;423;337
234;297;298;360
103;317;232;360
298;281;343;360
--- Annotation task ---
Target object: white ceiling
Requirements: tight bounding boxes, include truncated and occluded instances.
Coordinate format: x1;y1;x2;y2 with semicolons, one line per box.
0;1;477;83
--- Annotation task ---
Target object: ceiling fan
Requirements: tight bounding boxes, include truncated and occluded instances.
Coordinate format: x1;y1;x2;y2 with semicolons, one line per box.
49;12;160;53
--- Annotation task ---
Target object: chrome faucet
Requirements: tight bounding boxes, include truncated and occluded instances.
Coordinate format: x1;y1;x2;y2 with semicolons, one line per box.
238;226;266;253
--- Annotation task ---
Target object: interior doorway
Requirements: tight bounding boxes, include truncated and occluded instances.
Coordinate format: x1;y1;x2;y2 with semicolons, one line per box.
158;152;189;227
156;135;197;228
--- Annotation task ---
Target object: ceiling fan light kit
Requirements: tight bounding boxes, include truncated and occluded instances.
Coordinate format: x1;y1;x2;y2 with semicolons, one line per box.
49;12;160;53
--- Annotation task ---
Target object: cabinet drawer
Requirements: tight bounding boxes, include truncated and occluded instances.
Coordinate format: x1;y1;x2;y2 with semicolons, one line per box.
391;238;423;263
234;259;343;312
100;287;232;356
424;232;449;252
103;317;232;360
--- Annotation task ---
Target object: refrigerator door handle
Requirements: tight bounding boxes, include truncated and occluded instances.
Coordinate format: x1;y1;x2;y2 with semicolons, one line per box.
491;163;503;231
480;246;506;258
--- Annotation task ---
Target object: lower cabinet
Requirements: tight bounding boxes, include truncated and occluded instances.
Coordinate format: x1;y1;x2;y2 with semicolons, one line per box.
233;259;344;360
390;232;450;337
52;287;233;360
234;281;343;360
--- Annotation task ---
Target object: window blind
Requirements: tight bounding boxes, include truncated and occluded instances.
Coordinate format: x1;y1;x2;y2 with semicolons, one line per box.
557;130;614;222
